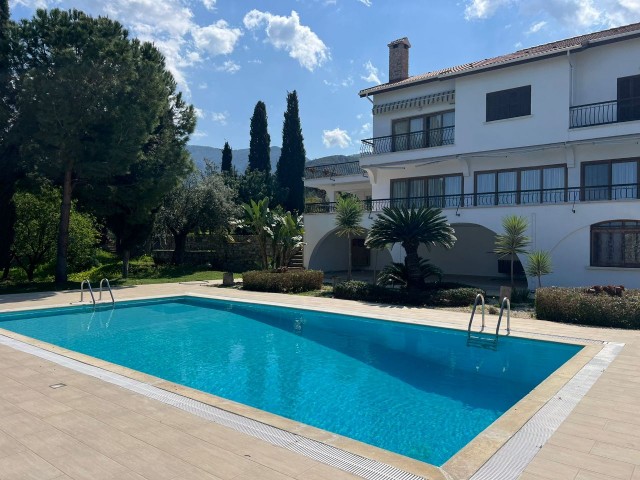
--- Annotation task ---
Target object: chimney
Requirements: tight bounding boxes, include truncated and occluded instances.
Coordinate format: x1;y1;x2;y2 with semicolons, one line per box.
388;37;411;83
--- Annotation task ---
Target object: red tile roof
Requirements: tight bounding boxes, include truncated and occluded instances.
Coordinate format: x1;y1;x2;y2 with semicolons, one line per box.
359;22;640;97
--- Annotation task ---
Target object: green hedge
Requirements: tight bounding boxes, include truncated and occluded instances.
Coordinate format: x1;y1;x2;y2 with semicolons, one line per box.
242;270;324;293
333;281;484;307
535;287;640;329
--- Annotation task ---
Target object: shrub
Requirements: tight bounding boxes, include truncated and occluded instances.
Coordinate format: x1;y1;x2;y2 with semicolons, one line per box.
511;287;531;303
535;287;640;329
242;270;323;293
429;287;485;307
334;281;484;308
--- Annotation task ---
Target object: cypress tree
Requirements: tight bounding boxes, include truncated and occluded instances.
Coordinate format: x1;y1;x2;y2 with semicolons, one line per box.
221;141;233;173
276;91;306;213
248;101;270;173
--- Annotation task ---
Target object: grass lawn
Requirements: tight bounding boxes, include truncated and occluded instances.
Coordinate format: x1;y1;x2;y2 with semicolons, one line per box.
0;251;228;295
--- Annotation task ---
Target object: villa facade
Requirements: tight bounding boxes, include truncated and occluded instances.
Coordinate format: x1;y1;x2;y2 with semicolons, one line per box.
304;23;640;289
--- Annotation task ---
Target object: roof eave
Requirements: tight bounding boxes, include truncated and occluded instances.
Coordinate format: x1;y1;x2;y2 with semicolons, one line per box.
358;28;640;98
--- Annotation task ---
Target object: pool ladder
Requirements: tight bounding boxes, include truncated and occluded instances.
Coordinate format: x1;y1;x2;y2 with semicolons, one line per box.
467;294;510;350
80;278;114;305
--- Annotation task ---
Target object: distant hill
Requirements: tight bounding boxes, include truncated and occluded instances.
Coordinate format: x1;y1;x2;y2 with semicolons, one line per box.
187;145;358;172
186;145;282;173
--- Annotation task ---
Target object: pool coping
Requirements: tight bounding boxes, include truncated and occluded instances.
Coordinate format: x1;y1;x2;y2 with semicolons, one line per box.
0;291;620;480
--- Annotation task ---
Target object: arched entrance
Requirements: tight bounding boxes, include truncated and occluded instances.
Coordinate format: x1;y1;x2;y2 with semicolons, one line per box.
308;228;393;278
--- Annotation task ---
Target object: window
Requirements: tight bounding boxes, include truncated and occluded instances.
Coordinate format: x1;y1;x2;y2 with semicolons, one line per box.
486;85;531;122
617;74;640;122
591;220;640;268
582;159;639;201
392;111;455;152
390;174;463;209
474;166;566;205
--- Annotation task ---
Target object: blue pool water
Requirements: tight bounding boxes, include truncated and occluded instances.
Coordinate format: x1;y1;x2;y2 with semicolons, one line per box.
0;296;581;465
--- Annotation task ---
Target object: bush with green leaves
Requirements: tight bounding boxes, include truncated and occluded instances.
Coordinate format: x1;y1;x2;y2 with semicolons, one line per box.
333;280;483;307
242;270;323;293
535;287;640;328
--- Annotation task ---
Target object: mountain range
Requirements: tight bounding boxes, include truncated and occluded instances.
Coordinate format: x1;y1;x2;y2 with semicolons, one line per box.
186;145;358;172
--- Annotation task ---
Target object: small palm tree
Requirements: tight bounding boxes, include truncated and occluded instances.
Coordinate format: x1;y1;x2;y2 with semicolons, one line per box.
366;206;456;292
378;259;443;288
240;197;271;269
334;195;365;280
526;250;553;288
494;215;530;287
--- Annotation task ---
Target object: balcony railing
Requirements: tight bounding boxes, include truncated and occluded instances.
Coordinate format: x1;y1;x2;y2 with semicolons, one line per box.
360;126;455;156
570;97;640;128
304;183;639;214
304;161;368;180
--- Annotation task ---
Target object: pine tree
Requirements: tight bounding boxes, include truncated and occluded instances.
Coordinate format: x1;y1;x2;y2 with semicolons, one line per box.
248;101;271;173
276;91;306;213
221;141;233;174
0;0;18;279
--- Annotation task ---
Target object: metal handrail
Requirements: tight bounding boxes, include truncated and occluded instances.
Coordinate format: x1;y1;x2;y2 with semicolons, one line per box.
99;278;115;304
496;297;511;335
467;293;485;333
570;96;640;128
361;126;455;156
304;182;640;214
304;161;368;180
80;279;95;305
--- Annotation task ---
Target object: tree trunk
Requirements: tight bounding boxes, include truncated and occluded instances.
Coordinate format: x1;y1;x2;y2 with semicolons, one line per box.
172;232;187;265
55;167;73;284
121;249;130;278
27;263;35;282
510;253;514;287
347;234;352;281
403;242;422;292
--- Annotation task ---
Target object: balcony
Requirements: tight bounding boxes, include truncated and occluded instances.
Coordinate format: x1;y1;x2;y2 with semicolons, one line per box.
570;97;640;128
304;183;639;214
360;126;455;156
304;161;368;180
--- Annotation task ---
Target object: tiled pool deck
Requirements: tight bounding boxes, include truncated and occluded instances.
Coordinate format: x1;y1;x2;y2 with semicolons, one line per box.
0;283;639;480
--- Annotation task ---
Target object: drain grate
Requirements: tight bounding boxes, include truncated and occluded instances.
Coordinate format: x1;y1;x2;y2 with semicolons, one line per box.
469;341;622;480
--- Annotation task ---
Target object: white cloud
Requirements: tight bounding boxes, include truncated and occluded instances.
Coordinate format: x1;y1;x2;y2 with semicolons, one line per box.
360;123;372;135
212;111;228;125
361;60;381;84
202;0;216;10
322;128;351;149
198;82;208;89
192;20;243;56
464;0;640;29
194;107;206;118
216;60;241;73
243;10;330;71
192;130;208;138
527;20;547;33
323;76;354;88
358;0;373;6
464;0;513;19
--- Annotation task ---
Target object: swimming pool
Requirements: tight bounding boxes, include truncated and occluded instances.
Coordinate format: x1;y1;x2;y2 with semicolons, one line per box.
0;296;581;466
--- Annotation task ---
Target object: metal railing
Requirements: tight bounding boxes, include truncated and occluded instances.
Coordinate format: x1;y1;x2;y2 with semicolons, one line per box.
361;126;455;156
304;183;640;214
99;278;115;304
304;161;368;180
80;279;95;305
570;96;640;128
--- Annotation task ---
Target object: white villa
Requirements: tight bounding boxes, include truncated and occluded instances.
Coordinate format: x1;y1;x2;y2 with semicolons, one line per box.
303;23;640;289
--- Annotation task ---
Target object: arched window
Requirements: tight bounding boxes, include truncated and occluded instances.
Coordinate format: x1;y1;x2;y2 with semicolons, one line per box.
591;220;640;268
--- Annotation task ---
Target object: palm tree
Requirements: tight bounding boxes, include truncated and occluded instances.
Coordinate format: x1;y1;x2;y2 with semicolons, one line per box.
494;215;530;287
240;197;271;270
526;250;553;288
334;195;365;280
366;206;456;292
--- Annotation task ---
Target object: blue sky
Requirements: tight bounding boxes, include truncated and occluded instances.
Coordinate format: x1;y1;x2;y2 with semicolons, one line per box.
9;0;640;159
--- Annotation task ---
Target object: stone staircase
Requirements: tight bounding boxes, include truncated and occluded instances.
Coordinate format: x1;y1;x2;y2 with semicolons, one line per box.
287;249;304;270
